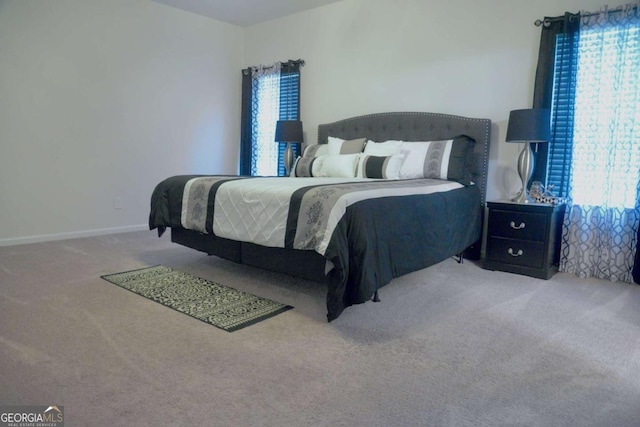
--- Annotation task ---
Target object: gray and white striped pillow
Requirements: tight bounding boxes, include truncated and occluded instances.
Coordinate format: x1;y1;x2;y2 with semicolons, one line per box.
398;135;475;184
358;154;404;179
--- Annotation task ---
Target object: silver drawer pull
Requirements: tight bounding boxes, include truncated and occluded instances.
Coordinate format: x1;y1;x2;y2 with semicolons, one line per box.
508;248;524;257
510;221;526;230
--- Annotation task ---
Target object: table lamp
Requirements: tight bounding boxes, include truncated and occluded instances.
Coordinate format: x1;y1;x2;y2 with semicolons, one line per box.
506;109;551;203
275;120;303;176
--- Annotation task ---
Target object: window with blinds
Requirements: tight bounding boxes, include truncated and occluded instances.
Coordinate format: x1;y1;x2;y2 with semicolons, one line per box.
277;69;301;176
547;23;640;207
546;31;579;198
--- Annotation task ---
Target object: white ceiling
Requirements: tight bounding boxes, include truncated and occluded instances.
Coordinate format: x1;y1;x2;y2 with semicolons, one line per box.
152;0;344;27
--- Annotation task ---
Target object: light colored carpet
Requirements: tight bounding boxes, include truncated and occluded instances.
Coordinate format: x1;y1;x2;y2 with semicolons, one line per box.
1;230;639;426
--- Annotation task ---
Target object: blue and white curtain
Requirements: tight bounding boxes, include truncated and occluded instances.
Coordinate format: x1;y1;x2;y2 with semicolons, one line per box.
250;63;282;176
560;4;640;282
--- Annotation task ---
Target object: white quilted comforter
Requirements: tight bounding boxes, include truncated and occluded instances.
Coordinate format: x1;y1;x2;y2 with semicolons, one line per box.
179;177;463;252
212;177;366;247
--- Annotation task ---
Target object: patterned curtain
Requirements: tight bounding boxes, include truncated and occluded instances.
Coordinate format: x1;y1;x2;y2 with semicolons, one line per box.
560;4;640;283
250;63;281;176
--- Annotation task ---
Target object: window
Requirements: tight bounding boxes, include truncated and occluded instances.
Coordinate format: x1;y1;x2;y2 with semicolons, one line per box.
251;68;281;176
240;61;303;177
277;69;301;176
545;32;578;198
545;14;640;209
569;24;640;208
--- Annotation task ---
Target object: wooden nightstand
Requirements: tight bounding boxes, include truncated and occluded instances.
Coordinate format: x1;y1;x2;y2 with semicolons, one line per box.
483;200;566;279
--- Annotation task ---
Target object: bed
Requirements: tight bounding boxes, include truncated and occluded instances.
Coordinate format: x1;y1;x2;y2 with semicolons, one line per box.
149;112;491;321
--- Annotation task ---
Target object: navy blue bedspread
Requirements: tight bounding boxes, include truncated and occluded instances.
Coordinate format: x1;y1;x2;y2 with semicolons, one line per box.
150;176;482;321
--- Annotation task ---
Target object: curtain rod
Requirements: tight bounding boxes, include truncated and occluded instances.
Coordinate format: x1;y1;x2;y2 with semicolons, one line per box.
534;13;578;27
534;3;638;26
283;59;305;67
243;59;305;74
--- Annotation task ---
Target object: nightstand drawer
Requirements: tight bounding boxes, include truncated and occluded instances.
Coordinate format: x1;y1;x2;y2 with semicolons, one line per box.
488;210;546;242
486;237;544;269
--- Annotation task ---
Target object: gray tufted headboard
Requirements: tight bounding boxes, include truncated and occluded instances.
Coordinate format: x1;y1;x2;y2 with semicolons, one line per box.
317;112;491;205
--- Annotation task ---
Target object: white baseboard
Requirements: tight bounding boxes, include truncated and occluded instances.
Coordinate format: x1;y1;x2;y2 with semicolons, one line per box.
0;224;149;247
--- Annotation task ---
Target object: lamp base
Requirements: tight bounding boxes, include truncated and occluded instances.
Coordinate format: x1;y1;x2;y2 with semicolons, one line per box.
511;142;535;204
284;142;294;177
511;189;534;204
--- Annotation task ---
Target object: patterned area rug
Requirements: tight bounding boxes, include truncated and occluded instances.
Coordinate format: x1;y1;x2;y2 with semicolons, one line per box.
101;265;292;332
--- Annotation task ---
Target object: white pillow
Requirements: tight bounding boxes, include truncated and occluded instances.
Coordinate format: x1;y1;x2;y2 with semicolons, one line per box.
397;142;432;179
311;155;325;176
315;154;360;178
363;140;404;156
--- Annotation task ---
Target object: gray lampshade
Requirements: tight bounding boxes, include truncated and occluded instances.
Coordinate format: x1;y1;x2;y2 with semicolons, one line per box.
506;109;551;143
275;120;303;143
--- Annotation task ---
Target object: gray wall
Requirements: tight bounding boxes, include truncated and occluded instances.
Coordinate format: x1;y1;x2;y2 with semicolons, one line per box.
0;0;243;244
0;0;607;244
244;0;606;202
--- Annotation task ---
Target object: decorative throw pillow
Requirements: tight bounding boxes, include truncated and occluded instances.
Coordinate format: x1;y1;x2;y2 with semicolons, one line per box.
327;137;366;155
363;140;404;156
302;144;329;158
293;155;317;177
294;144;331;177
315;153;360;178
398;135;475;184
357;154;404;179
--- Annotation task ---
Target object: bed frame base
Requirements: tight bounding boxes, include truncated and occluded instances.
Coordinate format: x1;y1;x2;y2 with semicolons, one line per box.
171;227;328;283
172;227;481;288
